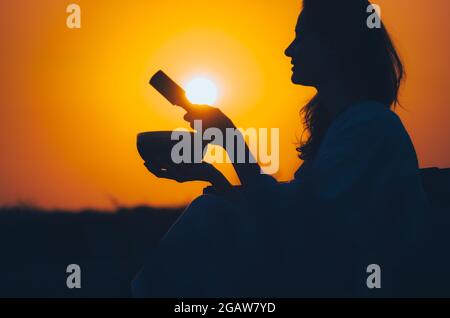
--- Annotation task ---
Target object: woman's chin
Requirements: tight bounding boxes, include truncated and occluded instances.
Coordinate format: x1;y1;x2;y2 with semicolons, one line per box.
291;75;308;86
291;72;315;87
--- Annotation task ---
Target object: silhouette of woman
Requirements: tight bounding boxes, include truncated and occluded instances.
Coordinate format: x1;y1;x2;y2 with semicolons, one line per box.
133;0;430;297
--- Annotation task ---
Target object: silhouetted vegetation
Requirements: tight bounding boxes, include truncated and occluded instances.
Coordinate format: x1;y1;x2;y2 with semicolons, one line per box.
0;205;182;298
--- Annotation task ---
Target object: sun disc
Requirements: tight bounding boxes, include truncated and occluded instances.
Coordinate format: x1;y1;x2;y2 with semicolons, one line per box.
185;77;218;105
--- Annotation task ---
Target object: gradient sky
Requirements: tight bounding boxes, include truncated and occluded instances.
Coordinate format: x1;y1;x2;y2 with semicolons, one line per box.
1;0;449;210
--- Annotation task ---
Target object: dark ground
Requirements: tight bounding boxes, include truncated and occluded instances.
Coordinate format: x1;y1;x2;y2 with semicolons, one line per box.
0;168;449;298
0;205;182;297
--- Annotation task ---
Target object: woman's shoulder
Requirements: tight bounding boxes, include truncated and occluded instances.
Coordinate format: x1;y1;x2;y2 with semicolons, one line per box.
320;100;413;157
334;100;405;134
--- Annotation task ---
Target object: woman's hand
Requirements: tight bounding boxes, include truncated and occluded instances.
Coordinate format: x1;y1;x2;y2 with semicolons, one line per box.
144;161;231;189
183;104;235;132
183;104;264;187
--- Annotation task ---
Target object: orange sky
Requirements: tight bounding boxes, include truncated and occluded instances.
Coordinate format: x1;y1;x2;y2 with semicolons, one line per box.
0;0;449;210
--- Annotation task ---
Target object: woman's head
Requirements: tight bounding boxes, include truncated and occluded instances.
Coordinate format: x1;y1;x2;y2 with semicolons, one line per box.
285;0;404;160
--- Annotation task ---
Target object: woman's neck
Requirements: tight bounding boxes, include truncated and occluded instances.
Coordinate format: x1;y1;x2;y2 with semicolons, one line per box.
317;79;362;118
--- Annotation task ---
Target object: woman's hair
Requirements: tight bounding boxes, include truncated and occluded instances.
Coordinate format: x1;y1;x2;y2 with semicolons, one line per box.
297;0;405;161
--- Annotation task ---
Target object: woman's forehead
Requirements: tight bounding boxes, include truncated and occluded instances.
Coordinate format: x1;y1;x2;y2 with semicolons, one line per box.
295;13;309;34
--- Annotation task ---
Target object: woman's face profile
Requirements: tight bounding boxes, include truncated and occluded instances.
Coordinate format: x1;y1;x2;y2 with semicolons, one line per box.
285;13;330;88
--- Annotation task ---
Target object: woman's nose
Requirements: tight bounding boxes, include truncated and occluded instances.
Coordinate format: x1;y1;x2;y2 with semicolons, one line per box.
285;41;295;58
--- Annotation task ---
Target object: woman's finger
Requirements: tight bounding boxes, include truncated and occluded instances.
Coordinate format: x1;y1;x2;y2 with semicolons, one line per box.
183;113;192;123
184;111;204;123
170;164;188;183
144;162;170;179
183;105;212;121
146;162;188;183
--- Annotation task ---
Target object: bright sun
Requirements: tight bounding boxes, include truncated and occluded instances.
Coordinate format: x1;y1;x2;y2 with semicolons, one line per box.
185;77;218;105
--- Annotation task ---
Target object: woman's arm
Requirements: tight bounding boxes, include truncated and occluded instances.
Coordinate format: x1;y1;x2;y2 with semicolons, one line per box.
183;104;276;187
225;129;268;187
144;161;232;190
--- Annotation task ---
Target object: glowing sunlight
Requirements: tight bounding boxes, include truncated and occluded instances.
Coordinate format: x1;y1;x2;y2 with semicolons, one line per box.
185;77;219;105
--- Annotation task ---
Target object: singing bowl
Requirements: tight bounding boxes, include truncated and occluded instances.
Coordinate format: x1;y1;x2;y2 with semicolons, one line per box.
137;131;208;164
